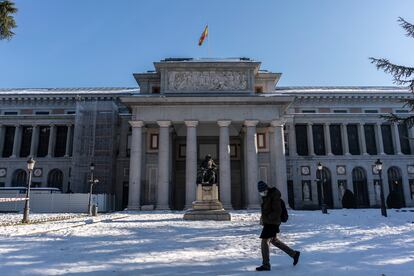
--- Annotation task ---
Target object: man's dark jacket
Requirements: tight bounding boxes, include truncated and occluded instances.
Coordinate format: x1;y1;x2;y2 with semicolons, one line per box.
261;187;282;225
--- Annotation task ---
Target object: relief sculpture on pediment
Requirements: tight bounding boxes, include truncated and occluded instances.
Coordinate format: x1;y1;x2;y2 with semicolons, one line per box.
167;70;248;92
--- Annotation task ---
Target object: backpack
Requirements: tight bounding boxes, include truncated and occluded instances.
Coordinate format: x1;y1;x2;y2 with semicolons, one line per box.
280;199;289;223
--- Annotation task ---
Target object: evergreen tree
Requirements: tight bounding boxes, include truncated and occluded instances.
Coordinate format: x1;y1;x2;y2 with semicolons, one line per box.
370;17;414;128
0;0;17;40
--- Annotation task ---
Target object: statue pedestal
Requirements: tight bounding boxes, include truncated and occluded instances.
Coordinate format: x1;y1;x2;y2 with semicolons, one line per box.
183;183;231;221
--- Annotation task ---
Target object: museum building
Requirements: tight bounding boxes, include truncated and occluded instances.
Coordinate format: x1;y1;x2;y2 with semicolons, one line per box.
0;58;413;210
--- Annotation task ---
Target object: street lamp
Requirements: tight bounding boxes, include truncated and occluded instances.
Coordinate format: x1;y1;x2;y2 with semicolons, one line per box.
88;163;95;215
375;159;387;217
317;162;328;214
22;157;36;223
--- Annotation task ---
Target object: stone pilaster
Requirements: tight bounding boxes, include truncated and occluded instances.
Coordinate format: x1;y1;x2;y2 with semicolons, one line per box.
218;120;232;209
271;120;288;204
128;121;144;210
156;120;171;210
245;120;259;208
185;120;198;209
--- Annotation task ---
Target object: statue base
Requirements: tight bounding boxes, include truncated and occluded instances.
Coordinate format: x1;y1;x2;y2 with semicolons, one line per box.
183;183;231;221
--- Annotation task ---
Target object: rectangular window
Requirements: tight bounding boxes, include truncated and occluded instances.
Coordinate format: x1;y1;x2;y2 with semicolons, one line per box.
66;111;76;114
2;126;15;157
330;124;343;155
257;133;266;149
37;126;50;157
35;111;50;115
347;124;360;155
398;124;411;155
364;124;377;155
381;124;394;155
295;125;308;156
364;110;378;113
150;134;159;150
312;124;325;155
0;182;5;187
4;111;18;115
20;126;33;158
54;126;68;157
301;110;316;113
333;110;348;113
395;110;409;113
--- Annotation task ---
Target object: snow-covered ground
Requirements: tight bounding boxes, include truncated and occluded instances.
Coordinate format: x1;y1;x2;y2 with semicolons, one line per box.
0;209;413;275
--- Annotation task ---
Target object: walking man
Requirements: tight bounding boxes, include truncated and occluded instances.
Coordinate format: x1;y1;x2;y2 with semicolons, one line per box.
256;181;300;271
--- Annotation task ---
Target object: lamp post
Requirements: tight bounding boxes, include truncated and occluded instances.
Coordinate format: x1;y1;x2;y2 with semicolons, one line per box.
375;159;387;217
317;162;328;214
88;162;95;215
22;157;36;223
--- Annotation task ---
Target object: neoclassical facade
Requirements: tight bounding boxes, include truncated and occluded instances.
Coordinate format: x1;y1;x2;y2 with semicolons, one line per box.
1;58;413;210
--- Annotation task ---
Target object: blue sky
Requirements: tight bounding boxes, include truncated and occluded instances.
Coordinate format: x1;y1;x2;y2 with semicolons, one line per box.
0;0;413;88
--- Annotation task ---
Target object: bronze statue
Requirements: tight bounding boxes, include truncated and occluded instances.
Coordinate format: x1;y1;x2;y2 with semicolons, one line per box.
197;154;217;184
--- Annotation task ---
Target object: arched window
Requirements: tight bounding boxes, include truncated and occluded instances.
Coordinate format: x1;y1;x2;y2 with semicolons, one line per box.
12;169;27;187
47;169;63;190
352;167;369;207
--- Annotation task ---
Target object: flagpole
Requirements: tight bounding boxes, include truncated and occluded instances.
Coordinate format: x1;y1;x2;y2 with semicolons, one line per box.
207;24;210;58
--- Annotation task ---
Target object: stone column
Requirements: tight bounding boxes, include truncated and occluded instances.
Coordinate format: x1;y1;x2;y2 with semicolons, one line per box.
64;125;72;157
341;123;350;155
392;123;402;155
324;123;332;156
288;123;297;157
218;120;232;209
307;123;315;156
156;121;171;210
185;120;198;209
128;121;144;210
30;125;39;157
0;125;5;157
271;121;289;204
47;125;56;158
358;123;368;155
375;123;385;155
11;125;21;158
245;120;260;208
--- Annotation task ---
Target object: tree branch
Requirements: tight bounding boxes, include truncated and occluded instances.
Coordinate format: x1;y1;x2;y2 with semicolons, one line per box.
398;17;414;38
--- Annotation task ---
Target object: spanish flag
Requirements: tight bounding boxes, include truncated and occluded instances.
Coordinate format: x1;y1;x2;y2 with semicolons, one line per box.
198;25;208;46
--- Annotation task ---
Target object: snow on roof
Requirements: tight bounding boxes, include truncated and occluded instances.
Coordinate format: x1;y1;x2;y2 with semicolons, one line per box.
0;87;139;96
275;86;411;94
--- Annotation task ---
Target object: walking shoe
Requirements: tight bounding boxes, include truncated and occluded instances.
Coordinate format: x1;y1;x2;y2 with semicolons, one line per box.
293;251;300;266
255;265;271;271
